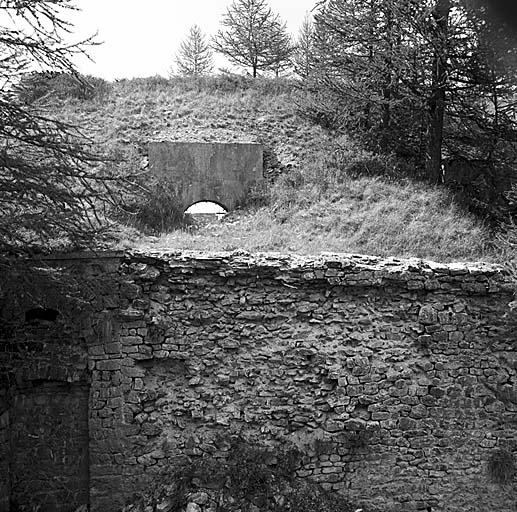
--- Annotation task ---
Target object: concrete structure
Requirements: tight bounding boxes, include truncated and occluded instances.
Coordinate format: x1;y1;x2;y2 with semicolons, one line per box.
0;251;516;512
148;142;264;211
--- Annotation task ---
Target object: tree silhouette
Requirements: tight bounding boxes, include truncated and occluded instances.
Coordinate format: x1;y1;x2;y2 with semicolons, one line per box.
174;25;214;76
212;0;293;77
293;13;316;81
0;0;121;257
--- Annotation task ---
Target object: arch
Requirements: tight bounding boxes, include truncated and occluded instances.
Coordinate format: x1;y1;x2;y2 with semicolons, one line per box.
184;200;229;215
149;142;264;214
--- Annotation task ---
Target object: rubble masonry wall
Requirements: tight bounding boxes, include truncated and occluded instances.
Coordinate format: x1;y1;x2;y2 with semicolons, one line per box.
0;251;516;512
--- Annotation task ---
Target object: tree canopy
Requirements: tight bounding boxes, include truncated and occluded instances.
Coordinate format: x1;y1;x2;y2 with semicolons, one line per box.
0;0;121;257
307;0;517;217
212;0;293;77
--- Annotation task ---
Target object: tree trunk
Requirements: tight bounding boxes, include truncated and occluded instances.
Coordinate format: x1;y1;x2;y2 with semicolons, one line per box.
425;0;451;183
381;1;393;144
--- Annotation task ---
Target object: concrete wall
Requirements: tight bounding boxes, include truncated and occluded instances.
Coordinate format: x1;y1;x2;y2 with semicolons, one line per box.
148;142;264;211
0;251;516;512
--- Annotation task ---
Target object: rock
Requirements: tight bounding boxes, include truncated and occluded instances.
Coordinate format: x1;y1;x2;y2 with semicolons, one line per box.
186;503;202;512
418;305;438;325
156;498;173;512
189;491;210;505
119;308;145;320
343;418;367;431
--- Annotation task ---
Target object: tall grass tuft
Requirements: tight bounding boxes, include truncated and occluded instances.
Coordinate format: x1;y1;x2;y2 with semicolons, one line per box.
118;180;191;234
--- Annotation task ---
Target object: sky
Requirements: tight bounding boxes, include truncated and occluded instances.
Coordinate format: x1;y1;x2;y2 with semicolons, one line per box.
69;0;317;80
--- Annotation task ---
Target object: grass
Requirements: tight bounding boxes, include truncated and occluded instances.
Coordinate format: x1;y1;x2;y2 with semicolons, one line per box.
47;75;326;162
42;75;510;264
117;175;497;263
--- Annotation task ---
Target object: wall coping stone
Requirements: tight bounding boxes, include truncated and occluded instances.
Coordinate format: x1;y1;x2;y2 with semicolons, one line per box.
36;249;515;295
123;250;515;296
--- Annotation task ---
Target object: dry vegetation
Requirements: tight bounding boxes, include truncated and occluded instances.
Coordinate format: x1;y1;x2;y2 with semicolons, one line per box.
123;177;494;263
43;75;511;264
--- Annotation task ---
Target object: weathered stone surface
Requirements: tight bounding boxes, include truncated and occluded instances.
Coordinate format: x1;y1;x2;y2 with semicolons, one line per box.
0;250;515;512
148;142;264;211
9;383;89;512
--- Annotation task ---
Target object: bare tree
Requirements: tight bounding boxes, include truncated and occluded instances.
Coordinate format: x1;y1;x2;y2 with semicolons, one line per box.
269;20;294;77
294;13;316;80
174;25;214;76
0;0;122;257
212;0;293;77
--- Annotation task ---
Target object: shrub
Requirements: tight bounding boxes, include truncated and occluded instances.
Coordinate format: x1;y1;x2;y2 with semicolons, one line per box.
118;179;191;234
170;73;296;95
280;480;352;512
122;435;356;512
15;72;112;103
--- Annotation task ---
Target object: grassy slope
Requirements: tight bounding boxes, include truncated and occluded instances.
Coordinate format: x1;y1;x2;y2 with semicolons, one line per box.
50;76;499;263
129;177;493;262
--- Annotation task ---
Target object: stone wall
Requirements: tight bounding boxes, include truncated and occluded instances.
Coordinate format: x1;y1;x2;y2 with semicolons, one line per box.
0;409;9;511
0;251;516;512
9;382;89;511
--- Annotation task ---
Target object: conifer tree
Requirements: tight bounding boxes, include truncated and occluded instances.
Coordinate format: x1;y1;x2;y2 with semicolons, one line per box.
311;0;517;189
175;25;214;76
293;13;316;80
0;0;121;256
212;0;293;77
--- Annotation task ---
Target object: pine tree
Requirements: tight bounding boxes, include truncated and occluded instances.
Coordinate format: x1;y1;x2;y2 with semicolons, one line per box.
174;25;214;76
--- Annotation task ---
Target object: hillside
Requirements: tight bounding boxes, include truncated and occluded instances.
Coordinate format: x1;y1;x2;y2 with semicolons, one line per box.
42;75;509;264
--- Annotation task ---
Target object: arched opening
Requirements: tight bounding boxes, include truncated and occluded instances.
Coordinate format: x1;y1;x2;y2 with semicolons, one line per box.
185;201;228;225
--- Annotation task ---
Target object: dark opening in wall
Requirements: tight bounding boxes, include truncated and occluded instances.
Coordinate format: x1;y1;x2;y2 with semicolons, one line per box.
25;307;59;324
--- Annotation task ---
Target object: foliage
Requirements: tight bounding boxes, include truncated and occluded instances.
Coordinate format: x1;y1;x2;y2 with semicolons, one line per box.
293;13;316;81
113;73;296;96
496;185;517;274
174;25;214;77
117;178;191;234
14;71;112;103
133;172;496;263
305;0;517;219
279;481;349;512
123;435;355;512
487;449;516;485
212;0;294;77
43;74;509;263
0;0;124;257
